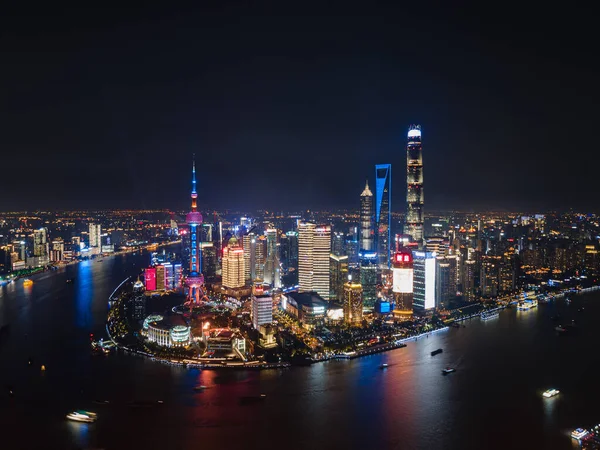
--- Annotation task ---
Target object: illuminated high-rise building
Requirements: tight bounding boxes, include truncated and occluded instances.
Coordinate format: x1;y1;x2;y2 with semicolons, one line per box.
33;228;49;257
359;253;378;308
251;294;273;329
88;224;101;252
462;259;476;301
343;280;363;325
435;255;458;309
329;254;349;301
360;181;374;252
184;156;205;304
413;251;436;314
298;222;331;299
222;236;245;289
405;125;424;245
392;249;414;313
264;228;280;287
375;164;391;268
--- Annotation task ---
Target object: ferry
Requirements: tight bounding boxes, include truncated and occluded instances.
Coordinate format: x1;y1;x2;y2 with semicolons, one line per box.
442;367;456;375
380;363;389;369
571;428;589;440
431;348;443;356
542;388;559;398
480;310;499;321
23;279;33;286
66;411;97;423
517;299;538;311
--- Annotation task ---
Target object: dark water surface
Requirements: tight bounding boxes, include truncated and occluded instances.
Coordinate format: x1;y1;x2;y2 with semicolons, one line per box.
0;252;595;449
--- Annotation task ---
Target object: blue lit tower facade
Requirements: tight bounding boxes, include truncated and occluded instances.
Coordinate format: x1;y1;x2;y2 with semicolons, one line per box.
405;125;424;245
185;157;204;304
375;164;391;268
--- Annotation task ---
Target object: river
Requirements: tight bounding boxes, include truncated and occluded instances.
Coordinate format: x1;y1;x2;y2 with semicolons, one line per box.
0;250;594;449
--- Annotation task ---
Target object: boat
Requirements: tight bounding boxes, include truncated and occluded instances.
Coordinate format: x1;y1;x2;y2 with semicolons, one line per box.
517;299;538;310
23;279;33;286
542;388;559;398
66;411;96;423
380;363;389;369
555;325;567;333
480;310;499;321
571;428;589;440
193;385;208;391
93;400;110;404
66;278;75;284
41;365;46;371
442;367;456;374
431;348;443;356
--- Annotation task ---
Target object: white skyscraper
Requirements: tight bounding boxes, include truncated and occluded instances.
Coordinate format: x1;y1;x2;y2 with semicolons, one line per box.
89;223;102;251
251;294;273;329
298;222;331;299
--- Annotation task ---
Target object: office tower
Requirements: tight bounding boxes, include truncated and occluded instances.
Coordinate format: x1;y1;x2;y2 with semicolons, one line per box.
435;255;458;309
413;251;436;314
405;125;424;245
392;249;414;312
88;224;101;251
359;253;378;308
298;222;331;299
200;243;217;277
252;294;273;329
173;263;182;289
375;164;392;268
156;264;166;291
144;267;157;291
50;238;64;262
33;228;48;257
222;236;245;289
0;246;11;274
264;228;280;287
463;259;476;301
332;231;346;257
132;278;146;321
426;237;449;256
343;280;363;325
480;256;500;297
164;263;174;290
185;156;205;304
345;231;359;266
243;233;255;282
255;235;267;281
360;181;375;252
330;254;349;301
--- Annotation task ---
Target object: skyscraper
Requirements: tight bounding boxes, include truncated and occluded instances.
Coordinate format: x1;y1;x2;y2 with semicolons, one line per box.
222;236;245;289
329;254;349;301
88;224;101;252
435;255;458;309
392;249;414;313
264;228;280;287
343;280;363;325
375;164;391;268
33;228;49;257
360;181;375;252
251;294;273;329
298;222;331;299
413;251;436;314
185;156;204;304
359;253;378;308
405;125;424;245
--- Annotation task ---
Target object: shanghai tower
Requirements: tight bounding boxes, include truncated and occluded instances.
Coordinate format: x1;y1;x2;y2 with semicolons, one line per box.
405;125;424;245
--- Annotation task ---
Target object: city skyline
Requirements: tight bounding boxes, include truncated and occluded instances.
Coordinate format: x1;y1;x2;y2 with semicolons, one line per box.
2;5;598;212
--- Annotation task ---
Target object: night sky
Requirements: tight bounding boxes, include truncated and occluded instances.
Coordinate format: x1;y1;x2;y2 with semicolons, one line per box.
1;4;598;212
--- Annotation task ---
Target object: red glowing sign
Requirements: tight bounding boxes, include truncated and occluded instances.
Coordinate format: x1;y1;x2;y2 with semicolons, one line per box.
145;267;157;291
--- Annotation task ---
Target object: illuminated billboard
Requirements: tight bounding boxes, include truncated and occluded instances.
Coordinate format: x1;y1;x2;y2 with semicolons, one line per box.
145;267;156;291
393;268;413;293
424;257;436;309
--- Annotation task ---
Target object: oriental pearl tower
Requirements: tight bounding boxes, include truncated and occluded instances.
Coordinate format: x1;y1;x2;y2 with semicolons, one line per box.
185;155;205;305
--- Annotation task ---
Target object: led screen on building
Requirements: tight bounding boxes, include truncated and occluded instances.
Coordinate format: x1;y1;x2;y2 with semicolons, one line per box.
393;268;413;293
424;257;436;309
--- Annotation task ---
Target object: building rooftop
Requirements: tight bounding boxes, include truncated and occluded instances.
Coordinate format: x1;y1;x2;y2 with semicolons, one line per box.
286;291;328;308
